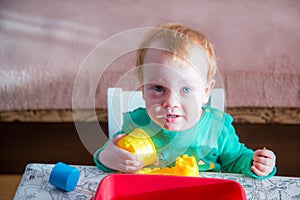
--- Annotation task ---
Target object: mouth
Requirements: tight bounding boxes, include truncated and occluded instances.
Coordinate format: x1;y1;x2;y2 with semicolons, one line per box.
163;114;182;122
165;114;181;118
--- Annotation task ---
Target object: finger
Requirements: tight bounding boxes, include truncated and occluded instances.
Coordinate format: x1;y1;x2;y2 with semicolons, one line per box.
254;149;275;159
109;139;142;161
123;165;142;173
253;155;274;166
111;133;126;144
254;149;276;167
115;149;144;167
102;142;138;161
251;165;268;177
252;161;273;174
122;159;144;167
120;161;144;173
118;148;140;160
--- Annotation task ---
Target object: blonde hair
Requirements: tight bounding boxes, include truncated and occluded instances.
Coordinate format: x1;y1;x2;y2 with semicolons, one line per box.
136;23;217;83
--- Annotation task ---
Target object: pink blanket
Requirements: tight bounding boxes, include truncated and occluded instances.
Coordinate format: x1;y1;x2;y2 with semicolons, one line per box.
0;0;299;111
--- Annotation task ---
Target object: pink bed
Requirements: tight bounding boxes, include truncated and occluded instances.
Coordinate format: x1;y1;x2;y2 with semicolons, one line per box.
0;0;299;122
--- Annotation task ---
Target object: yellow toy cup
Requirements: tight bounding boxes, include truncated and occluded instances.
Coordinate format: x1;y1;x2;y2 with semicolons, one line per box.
117;128;156;166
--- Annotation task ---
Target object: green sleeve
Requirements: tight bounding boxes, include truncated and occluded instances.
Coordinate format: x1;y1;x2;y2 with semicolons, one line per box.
219;114;276;179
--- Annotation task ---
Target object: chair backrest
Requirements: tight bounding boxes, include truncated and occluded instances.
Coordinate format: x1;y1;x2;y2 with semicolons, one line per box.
107;87;225;138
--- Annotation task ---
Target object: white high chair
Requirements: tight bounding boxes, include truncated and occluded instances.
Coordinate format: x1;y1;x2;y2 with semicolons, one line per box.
107;87;225;139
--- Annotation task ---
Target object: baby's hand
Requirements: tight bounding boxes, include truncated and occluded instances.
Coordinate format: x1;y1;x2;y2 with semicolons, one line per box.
99;134;143;173
251;148;276;176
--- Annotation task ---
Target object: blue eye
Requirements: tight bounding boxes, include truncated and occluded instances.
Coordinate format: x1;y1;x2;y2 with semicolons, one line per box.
154;85;164;92
182;87;191;93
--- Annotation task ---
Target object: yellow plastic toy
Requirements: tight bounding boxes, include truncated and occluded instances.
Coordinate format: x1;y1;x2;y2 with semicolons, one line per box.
117;128;156;166
117;128;199;177
138;154;199;177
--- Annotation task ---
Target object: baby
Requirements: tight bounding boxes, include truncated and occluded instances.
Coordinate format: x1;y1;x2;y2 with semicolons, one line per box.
94;23;276;179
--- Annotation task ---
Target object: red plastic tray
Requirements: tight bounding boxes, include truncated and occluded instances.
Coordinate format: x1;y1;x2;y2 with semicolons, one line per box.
92;174;246;200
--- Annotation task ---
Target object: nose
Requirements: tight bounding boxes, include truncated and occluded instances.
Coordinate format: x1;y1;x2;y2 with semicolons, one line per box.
163;91;180;107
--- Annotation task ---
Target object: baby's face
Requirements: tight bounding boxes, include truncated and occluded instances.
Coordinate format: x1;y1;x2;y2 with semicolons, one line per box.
142;47;210;131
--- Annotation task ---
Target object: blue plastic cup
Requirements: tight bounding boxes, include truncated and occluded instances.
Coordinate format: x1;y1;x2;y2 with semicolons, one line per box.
49;162;80;192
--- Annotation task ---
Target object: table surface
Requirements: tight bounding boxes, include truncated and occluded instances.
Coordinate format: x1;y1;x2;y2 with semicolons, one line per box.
14;163;300;200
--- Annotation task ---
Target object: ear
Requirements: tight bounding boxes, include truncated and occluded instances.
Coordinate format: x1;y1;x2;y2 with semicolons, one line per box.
203;79;215;104
209;79;216;89
141;85;145;100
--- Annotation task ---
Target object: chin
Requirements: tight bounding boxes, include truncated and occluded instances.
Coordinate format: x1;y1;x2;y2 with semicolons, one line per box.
163;125;182;132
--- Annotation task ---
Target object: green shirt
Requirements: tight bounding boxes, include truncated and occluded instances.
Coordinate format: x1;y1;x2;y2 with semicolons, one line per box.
94;106;276;179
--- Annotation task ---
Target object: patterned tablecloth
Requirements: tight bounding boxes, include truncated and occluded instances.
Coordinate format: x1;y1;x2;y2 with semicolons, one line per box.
14;163;300;200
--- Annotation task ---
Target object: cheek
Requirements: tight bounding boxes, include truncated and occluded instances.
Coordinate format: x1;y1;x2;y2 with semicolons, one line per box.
188;92;203;103
194;90;207;104
186;100;202;115
146;103;166;125
144;94;162;114
144;94;154;108
147;90;163;99
147;104;163;116
144;91;163;105
183;94;203;114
